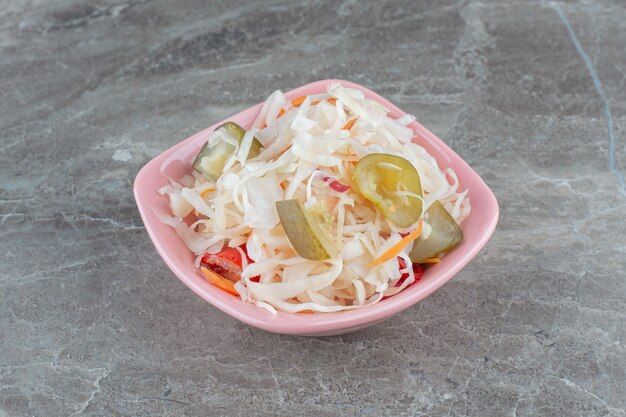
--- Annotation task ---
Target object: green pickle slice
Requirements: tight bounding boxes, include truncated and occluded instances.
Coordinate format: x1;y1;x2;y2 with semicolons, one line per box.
353;153;423;228
192;121;264;181
276;199;336;261
409;200;463;263
221;122;264;159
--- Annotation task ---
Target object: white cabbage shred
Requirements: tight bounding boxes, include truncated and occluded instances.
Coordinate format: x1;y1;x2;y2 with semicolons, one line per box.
161;83;471;313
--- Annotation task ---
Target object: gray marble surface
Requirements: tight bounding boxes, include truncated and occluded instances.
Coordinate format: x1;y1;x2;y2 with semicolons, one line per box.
1;0;625;416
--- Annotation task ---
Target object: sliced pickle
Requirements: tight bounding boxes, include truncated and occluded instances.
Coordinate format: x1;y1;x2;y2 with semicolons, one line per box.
275;199;336;261
192;121;263;180
192;139;233;181
409;201;463;263
221;121;264;159
353;153;422;228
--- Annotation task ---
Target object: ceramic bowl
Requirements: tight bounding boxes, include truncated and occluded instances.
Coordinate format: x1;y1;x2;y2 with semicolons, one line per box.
134;79;498;336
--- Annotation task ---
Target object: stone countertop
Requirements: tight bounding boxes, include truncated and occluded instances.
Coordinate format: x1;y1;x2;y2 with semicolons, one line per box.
1;1;625;416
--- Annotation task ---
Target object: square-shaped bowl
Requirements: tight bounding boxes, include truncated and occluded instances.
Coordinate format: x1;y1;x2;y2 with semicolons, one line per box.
134;79;498;336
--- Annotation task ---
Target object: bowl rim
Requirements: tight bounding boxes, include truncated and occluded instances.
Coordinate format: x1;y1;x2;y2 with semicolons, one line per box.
134;79;499;335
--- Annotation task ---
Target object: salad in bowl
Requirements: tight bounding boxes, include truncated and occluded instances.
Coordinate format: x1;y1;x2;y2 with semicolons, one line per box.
157;83;470;314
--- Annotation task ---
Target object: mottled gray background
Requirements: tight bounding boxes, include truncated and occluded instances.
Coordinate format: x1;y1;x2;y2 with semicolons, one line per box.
1;0;625;416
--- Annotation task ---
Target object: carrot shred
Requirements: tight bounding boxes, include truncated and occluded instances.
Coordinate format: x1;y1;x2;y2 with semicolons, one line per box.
368;220;423;267
200;188;215;198
421;257;441;264
200;266;239;296
342;117;359;130
311;98;337;106
263;98;335;127
298;309;315;314
291;95;307;107
261;108;287;128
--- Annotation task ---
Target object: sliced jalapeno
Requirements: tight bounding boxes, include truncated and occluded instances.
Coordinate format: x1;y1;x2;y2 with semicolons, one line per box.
353;153;423;228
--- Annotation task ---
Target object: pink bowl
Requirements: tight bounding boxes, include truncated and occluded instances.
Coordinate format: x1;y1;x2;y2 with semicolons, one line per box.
134;79;498;336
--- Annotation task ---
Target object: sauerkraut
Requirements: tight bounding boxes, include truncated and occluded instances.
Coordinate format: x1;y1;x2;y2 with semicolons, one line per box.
159;83;470;313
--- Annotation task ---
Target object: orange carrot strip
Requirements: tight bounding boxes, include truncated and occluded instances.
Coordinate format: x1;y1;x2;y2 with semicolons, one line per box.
200;188;215;198
368;220;423;267
342;117;359;130
262;108;287;128
291;95;307;107
312;98;338;106
200;266;239;296
298;309;315;314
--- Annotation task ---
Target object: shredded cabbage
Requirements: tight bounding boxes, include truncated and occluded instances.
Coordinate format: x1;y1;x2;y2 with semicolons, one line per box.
160;83;471;313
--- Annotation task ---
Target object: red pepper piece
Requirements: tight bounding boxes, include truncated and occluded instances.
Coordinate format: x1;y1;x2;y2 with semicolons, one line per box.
396;258;425;287
322;176;351;193
200;245;259;282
